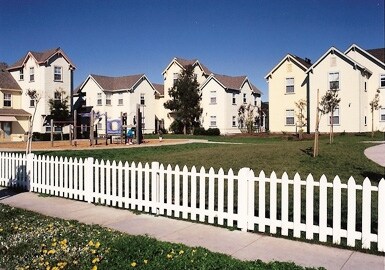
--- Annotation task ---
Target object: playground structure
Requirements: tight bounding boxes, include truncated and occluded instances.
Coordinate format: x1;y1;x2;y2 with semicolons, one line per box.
49;104;144;147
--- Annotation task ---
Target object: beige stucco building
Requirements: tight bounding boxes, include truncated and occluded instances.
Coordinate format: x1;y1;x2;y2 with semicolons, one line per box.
266;44;385;134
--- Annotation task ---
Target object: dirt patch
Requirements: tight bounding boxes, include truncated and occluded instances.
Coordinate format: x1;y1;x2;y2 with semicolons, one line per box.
0;139;188;151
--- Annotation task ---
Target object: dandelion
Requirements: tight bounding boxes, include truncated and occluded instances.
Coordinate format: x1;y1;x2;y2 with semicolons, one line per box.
91;266;97;270
179;250;184;255
94;241;100;248
92;257;100;264
48;249;56;255
131;262;137;267
167;254;173;259
0;228;3;232
88;240;94;246
143;259;148;264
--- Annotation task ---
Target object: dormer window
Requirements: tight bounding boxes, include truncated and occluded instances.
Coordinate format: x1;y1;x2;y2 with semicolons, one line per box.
140;93;145;105
54;66;62;81
19;69;24;81
329;72;339;90
243;93;247;104
29;67;34;82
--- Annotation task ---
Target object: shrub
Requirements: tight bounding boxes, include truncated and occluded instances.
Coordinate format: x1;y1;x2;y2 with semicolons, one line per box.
193;127;220;136
193;127;206;135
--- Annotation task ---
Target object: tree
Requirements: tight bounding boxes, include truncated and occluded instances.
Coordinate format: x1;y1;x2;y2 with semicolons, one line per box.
25;89;41;154
48;88;70;140
295;99;307;140
369;89;380;138
320;89;341;144
164;65;202;135
238;104;256;134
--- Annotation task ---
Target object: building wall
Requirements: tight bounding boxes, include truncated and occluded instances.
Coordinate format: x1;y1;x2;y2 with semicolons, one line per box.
267;58;308;133
346;49;385;132
308;53;366;133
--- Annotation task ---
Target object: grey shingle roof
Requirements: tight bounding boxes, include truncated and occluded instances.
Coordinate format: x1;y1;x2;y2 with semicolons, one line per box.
366;48;385;63
0;108;30;116
175;57;212;75
288;54;312;68
152;83;164;95
8;47;75;70
91;74;145;91
0;63;22;90
213;74;247;90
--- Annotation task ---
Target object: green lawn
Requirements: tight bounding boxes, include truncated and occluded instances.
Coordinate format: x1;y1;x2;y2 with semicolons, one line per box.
37;132;385;185
0;204;322;270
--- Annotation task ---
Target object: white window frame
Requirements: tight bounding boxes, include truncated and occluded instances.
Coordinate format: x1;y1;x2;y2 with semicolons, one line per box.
140;93;145;105
29;67;34;82
3;93;11;107
329;107;340;125
232;116;236;127
19;69;24;81
173;73;179;86
105;93;111;105
210;116;217;127
29;98;35;107
243;93;247;104
285;109;295;125
380;74;385;88
329;72;340;90
254;96;257;106
286;77;294;93
54;66;62;81
380;108;385;121
210;91;216;104
97;93;102;106
232;93;236;105
118;93;123;106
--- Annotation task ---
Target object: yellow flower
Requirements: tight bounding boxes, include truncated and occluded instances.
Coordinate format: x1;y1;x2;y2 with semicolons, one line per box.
48;249;56;255
88;240;94;246
179;250;184;255
94;241;101;248
167;254;173;259
92;266;97;270
51;242;57;247
92;257;100;264
0;228;3;232
131;262;137;267
143;259;148;264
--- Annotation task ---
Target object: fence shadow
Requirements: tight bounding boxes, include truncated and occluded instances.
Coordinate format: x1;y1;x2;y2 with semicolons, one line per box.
300;147;313;157
0;187;23;200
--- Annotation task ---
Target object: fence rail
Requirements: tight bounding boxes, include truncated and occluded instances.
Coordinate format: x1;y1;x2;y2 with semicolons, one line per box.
0;152;384;252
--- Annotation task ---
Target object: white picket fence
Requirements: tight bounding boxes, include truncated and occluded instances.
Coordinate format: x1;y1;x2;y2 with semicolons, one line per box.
0;152;384;252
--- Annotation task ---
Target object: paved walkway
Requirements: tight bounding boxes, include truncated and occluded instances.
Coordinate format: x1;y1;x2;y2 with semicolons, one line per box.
1;187;384;270
364;142;385;167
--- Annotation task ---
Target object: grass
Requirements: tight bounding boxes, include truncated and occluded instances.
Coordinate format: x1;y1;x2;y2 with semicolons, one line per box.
36;132;385;185
0;204;323;270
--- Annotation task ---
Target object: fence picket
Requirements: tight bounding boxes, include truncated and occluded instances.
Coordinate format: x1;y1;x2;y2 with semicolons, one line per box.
182;165;189;219
158;164;165;214
227;169;234;227
190;166;197;220
347;177;357;247
199;166;206;222
174;165;180;218
281;172;289;236
217;168;224;226
333;176;342;244
361;178;371;249
306;174;314;240
144;163;150;212
208;167;215;224
319;175;328;242
378;179;385;252
258;170;266;232
166;164;173;216
293;173;301;238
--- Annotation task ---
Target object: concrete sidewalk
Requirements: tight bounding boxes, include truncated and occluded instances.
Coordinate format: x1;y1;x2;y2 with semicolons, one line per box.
364;143;385;167
0;188;383;270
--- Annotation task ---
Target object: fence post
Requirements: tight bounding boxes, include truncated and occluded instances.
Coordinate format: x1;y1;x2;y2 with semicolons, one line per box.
84;157;94;203
238;167;250;232
378;179;385;252
151;161;160;215
26;153;35;192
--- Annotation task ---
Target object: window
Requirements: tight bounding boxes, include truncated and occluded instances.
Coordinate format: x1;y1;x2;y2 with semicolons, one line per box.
30;98;35;107
53;91;61;106
285;109;294;125
29;67;34;82
140;93;145;105
3;93;11;107
232;93;236;104
173;73;179;86
329;107;340;125
286;77;294;93
106;93;111;105
97;93;102;106
19;69;24;80
380;108;385;121
254;96;257;106
210;91;216;104
243;93;247;104
380;74;385;88
232;116;236;127
210;116;217;127
54;66;62;81
118;93;123;105
142;116;145;129
329;72;339;90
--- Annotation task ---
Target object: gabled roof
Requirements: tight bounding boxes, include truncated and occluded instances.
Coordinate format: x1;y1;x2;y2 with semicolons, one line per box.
162;57;212;75
78;73;154;93
152;83;164;95
265;54;311;79
306;46;372;75
345;44;385;69
7;47;76;70
201;73;262;95
0;63;22;91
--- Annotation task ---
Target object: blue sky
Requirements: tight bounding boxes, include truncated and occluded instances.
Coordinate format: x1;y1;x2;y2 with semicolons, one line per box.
1;0;384;101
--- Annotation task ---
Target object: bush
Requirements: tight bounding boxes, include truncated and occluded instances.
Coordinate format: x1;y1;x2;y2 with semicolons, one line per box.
193;127;220;136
